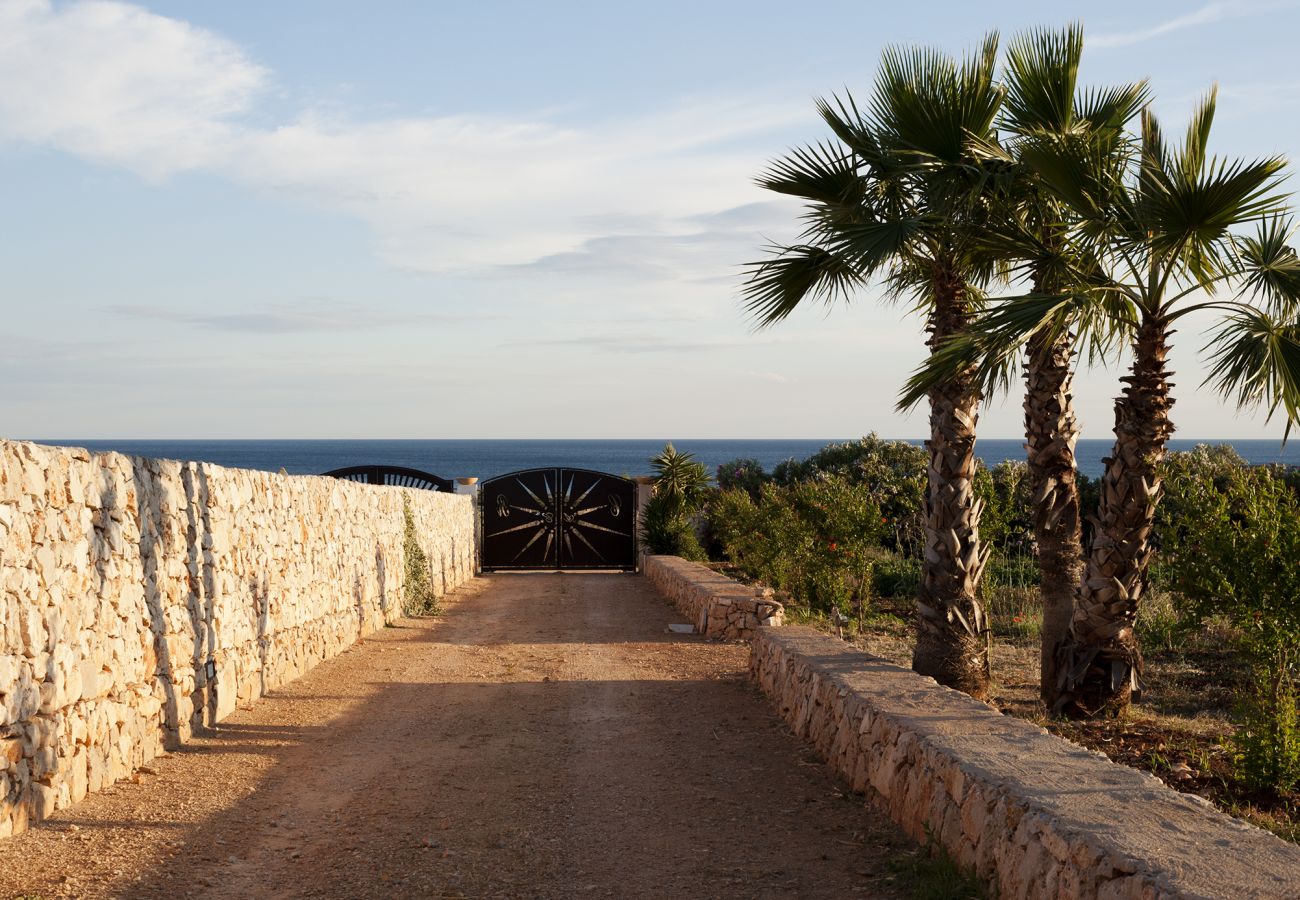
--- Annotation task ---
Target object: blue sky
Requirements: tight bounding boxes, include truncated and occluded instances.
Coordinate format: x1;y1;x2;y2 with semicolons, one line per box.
2;0;1299;439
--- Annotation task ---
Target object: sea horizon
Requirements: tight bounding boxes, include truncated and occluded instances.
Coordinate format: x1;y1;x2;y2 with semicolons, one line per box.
20;437;1299;481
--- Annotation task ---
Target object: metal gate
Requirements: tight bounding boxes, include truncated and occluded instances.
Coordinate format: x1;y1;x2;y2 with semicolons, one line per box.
320;465;453;492
480;468;637;571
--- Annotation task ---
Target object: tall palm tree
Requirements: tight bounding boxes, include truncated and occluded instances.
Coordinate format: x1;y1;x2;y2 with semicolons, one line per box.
742;37;1005;698
916;88;1300;717
904;26;1148;708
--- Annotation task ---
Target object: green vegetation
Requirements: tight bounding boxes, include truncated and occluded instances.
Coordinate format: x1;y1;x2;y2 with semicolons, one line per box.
1160;456;1300;792
705;440;1300;808
402;497;440;617
641;443;710;561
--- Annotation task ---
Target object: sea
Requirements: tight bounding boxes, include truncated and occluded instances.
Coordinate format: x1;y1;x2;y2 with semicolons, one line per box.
25;438;1300;481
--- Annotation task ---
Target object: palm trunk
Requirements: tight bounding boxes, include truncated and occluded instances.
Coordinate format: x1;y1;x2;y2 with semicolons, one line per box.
1024;325;1085;710
912;268;991;700
1055;313;1174;718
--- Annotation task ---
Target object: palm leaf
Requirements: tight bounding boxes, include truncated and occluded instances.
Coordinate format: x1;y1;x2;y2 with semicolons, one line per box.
740;243;864;327
1203;308;1300;433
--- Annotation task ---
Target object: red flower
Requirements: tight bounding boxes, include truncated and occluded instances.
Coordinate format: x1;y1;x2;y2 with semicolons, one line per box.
828;542;838;551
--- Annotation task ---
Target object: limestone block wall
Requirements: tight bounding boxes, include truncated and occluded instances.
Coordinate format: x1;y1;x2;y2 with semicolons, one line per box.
751;626;1300;900
644;555;783;639
0;439;475;838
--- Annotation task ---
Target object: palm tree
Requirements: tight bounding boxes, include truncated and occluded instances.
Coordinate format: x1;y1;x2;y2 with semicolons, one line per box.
742;37;1005;698
917;87;1300;717
903;26;1148;708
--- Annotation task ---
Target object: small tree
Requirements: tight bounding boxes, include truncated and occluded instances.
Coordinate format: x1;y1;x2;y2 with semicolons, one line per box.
641;443;710;560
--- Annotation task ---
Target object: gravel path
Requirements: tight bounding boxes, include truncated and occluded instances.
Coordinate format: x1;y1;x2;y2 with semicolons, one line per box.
0;573;910;899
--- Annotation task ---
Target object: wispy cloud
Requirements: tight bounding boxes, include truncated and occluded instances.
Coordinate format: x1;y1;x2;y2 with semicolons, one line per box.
0;1;805;278
1091;1;1291;49
107;300;479;333
501;333;787;354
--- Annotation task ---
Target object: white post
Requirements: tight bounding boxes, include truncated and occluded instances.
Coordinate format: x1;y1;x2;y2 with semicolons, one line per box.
455;478;480;573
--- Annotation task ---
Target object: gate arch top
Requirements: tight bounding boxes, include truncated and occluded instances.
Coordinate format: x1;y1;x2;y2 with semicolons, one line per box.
480;467;636;571
320;465;453;492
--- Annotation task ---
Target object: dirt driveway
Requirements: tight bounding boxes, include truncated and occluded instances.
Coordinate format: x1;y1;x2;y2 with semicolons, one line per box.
0;573;910;899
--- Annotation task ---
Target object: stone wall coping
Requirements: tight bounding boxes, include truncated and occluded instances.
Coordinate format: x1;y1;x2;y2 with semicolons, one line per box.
644;555;783;640
753;626;1300;899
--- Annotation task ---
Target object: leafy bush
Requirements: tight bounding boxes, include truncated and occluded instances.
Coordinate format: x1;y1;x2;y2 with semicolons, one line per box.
1160;461;1300;792
974;460;1034;553
641;443;710;561
872;553;921;599
709;476;884;613
770;434;927;552
716;457;769;498
402;497;439;616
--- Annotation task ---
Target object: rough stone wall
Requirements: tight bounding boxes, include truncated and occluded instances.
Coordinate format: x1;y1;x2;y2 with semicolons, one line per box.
751;626;1300;900
0;439;475;838
644;555;782;639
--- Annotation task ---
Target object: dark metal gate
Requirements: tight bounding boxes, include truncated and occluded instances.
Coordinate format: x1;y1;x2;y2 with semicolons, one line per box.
480;468;637;571
320;465;453;492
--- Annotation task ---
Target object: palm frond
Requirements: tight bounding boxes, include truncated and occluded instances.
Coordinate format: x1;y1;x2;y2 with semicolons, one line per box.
1234;216;1300;317
740;243;865;327
1179;87;1217;183
758;142;862;209
1001;24;1081;135
1075;81;1151;133
1203;308;1300;433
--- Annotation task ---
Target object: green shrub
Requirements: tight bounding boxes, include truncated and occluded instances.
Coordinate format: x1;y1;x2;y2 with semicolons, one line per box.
641;443;710;560
402;497;439;616
716;457;769;498
708;476;883;614
1160;461;1300;792
771;435;927;552
872;553;922;599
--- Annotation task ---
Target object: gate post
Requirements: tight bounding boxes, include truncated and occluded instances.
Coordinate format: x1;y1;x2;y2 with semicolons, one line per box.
633;475;654;572
455;478;480;572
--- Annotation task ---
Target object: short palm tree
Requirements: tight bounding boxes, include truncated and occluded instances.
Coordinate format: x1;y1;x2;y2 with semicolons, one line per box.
742;37;1006;698
917;88;1300;717
903;25;1148;708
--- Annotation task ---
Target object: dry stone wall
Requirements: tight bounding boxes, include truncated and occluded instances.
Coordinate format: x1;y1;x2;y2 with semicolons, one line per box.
0;439;475;838
643;555;783;639
752;626;1300;900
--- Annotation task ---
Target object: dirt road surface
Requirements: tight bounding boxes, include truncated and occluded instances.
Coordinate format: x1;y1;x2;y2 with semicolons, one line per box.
0;573;911;899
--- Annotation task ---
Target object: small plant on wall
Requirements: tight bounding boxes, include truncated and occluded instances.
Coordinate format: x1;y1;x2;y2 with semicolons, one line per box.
641;443;710;561
403;497;440;616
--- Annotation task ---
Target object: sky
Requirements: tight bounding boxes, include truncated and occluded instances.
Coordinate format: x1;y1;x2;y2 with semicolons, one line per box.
2;0;1300;440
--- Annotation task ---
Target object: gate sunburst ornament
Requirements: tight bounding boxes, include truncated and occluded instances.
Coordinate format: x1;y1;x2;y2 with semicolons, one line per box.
481;468;636;570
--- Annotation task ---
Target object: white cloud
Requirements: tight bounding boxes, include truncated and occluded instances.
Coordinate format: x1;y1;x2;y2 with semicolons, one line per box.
0;0;266;177
1090;1;1293;49
0;0;806;275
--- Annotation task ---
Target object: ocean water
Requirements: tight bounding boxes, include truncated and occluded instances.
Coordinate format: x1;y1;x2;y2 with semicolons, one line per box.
27;437;1299;481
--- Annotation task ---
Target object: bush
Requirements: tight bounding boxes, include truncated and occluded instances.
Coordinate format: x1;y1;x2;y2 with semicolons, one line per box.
709;476;884;614
641;443;710;561
770;434;927;553
402;497;439;616
716;457;769;498
872;553;921;599
1160;461;1300;792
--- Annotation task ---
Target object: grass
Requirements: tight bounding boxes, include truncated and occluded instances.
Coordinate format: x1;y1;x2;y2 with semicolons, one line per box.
888;843;988;899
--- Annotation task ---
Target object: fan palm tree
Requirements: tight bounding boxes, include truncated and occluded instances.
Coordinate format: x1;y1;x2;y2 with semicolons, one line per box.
904;26;1148;707
742;37;1006;698
913;87;1300;717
